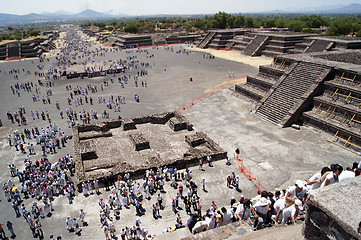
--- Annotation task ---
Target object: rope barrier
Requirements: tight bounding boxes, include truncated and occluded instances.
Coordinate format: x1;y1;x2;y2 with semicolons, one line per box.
177;77;246;113
235;153;263;194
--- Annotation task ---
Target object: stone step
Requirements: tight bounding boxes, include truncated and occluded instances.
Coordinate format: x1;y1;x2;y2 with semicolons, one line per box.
247;75;275;90
235;83;265;101
258;65;285;79
255;62;331;126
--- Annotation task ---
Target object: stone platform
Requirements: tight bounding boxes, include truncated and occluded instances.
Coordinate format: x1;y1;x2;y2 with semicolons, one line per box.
73;112;227;189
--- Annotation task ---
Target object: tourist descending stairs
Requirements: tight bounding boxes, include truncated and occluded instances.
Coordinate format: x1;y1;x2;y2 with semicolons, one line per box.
197;32;216;49
255;62;332;127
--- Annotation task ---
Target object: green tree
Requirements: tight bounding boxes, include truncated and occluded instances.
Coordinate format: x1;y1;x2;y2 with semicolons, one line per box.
328;19;352;36
286;20;306;32
244;17;254;28
356;29;361;37
352;22;361;34
7;27;13;31
234;15;245;28
275;19;285;28
124;23;139;33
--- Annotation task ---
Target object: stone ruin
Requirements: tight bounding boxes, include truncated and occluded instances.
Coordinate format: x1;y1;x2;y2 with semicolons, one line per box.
73;112;227;190
303;177;361;240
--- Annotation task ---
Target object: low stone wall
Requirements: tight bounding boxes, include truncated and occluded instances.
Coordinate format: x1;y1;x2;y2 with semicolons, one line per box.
129;133;150;151
73;112;226;191
303;177;361;240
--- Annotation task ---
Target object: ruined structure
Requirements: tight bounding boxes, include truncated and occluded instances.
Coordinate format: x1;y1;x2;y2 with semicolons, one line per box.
73;112;227;189
0;32;58;60
235;47;361;152
82;27;201;47
303;177;361;240
198;29;361;58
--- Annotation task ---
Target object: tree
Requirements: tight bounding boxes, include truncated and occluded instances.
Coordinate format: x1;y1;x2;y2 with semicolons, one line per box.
328;19;352;36
245;18;254;28
275;19;285;28
286;20;306;32
124;23;138;33
356;29;361;37
234;16;245;28
352;22;361;34
7;27;13;31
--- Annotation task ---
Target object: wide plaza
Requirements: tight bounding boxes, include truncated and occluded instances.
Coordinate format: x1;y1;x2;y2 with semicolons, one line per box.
0;28;357;239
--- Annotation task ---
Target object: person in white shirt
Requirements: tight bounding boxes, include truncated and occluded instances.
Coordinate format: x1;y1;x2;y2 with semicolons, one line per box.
221;207;233;225
338;168;355;182
285;180;307;204
252;197;271;230
282;199;303;225
322;164;343;187
273;197;286;225
235;200;252;222
307;167;331;190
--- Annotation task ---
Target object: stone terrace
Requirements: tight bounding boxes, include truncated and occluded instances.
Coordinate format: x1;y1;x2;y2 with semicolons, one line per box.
73;112;227;189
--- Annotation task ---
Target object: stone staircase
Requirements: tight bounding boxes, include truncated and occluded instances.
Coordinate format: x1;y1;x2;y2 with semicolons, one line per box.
302;71;361;152
232;33;255;51
305;39;335;53
255;62;332;126
235;65;285;101
197;31;216;49
225;41;235;49
243;35;269;56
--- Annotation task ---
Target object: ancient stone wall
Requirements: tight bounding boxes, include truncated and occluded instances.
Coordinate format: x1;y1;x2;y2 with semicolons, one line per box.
73;112;226;191
303;177;361;240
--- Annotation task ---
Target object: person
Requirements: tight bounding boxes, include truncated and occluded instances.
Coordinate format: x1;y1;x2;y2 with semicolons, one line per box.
186;214;198;233
285;180;307;204
273;197;286;225
207;155;212;167
221;207;233;225
282;199;303;225
235;199;252;222
338;167;355;182
322;164;343;187
201;178;206;191
66;216;73;231
199;159;203;171
80;209;85;223
104;225;110;240
0;223;6;239
307;167;330;191
252;197;271;230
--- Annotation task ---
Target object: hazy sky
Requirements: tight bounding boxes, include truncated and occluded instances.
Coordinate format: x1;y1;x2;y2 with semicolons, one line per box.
0;0;359;15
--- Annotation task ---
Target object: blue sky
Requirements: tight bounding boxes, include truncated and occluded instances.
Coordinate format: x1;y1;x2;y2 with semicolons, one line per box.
0;0;360;15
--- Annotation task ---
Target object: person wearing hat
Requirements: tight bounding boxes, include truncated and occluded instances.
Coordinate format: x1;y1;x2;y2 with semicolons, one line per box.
285;180;307;205
252;197;271;230
282;199;303;225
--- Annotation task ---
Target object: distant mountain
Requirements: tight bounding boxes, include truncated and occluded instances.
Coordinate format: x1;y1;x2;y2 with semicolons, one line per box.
282;3;361;14
103;10;129;17
42;10;74;17
324;3;361;14
72;9;111;19
0;4;361;26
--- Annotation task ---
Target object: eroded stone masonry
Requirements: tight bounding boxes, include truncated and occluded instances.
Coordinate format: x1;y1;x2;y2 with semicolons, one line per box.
73;112;227;189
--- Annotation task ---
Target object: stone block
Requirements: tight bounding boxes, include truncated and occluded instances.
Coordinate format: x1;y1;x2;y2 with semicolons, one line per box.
123;119;136;131
304;177;361;240
185;133;205;147
129;132;150;151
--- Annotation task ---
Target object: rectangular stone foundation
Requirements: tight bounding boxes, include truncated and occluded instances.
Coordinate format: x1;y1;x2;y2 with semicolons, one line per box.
73;112;226;191
129;133;150;151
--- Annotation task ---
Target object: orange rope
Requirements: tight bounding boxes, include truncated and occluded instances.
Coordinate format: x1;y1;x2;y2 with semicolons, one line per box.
177;77;246;113
235;153;263;194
